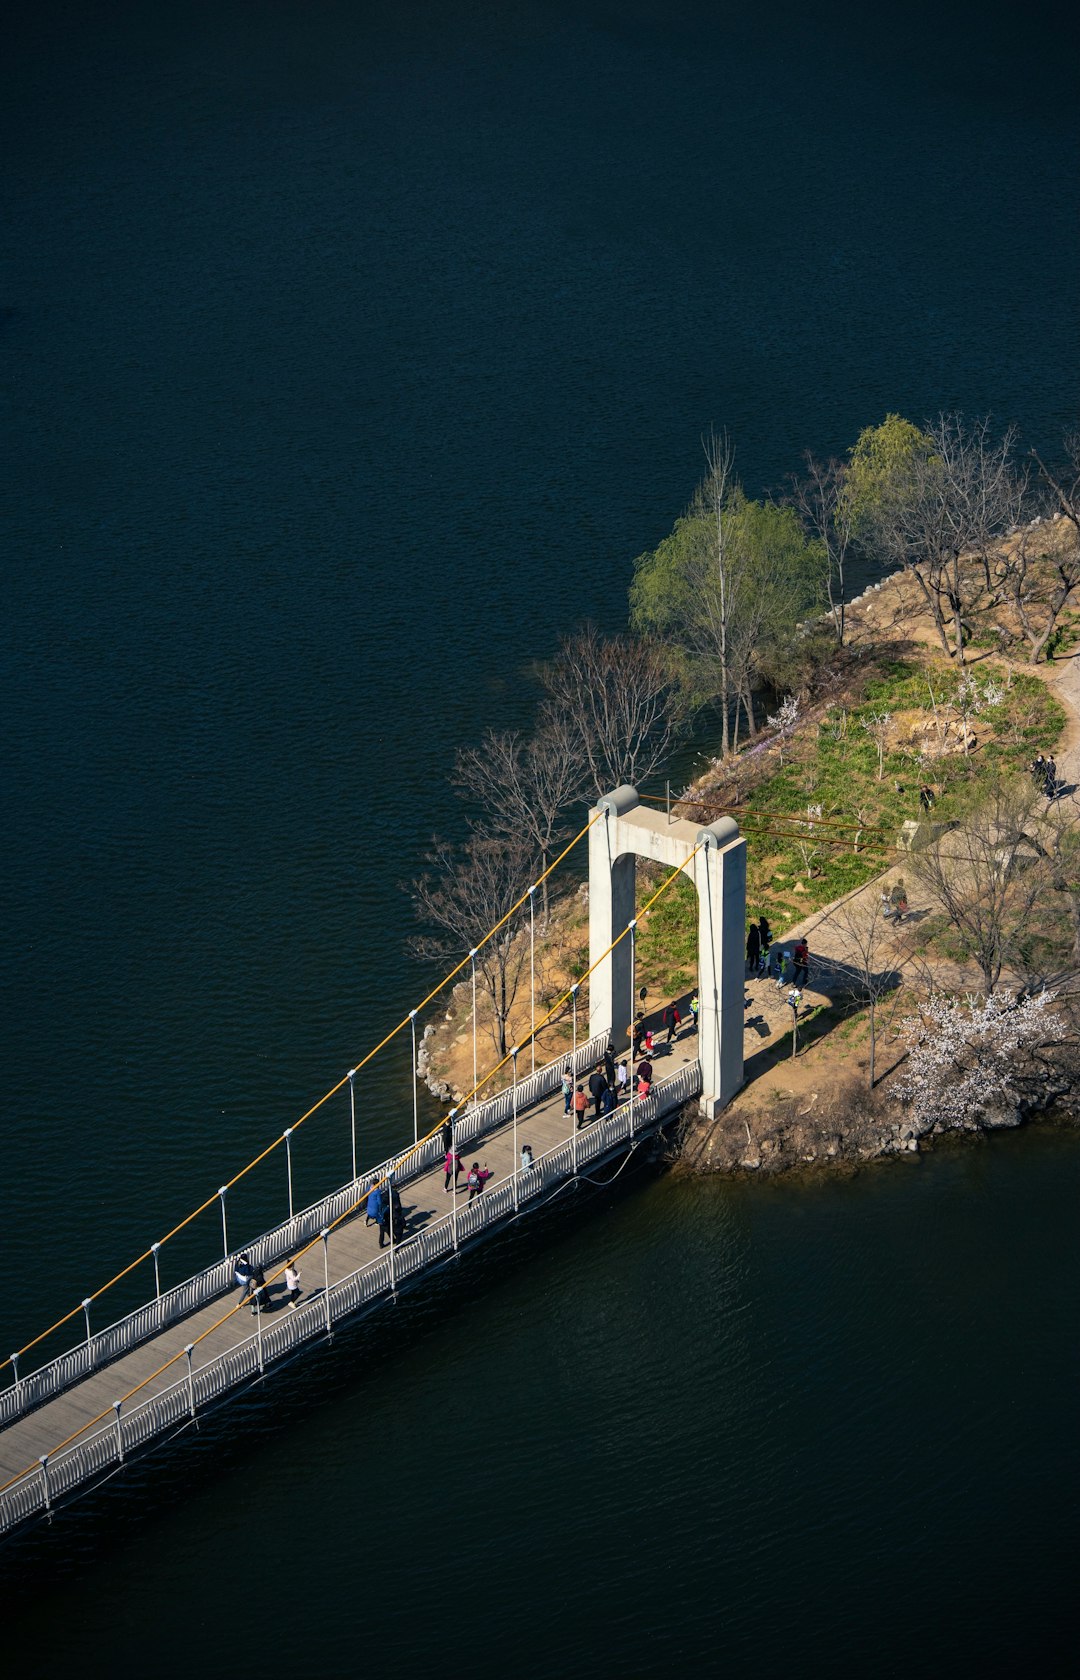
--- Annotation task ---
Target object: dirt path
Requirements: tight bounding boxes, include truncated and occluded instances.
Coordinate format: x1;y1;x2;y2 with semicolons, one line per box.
732;646;1080;1106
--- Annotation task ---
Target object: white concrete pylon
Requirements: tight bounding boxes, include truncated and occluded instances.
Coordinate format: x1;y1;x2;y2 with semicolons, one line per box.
587;785;746;1117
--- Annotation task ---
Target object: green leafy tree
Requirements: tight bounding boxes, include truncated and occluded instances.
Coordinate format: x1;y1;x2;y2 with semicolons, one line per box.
630;451;824;754
842;413;936;537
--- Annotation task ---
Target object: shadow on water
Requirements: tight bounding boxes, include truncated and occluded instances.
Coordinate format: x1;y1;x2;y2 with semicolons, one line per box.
3;1143;671;1592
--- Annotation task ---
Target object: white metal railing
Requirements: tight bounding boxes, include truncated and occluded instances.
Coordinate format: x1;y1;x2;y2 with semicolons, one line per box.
0;1032;612;1427
0;1057;700;1535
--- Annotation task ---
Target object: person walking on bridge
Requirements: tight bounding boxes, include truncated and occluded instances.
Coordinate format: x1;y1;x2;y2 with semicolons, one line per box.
589;1063;608;1121
689;992;699;1032
615;1059;629;1103
573;1084;588;1128
365;1179;382;1228
284;1259;302;1310
234;1252;255;1308
467;1162;492;1200
375;1185;391;1248
604;1042;617;1088
636;1057;653;1098
663;1003;680;1044
561;1063;574;1114
443;1147;464;1193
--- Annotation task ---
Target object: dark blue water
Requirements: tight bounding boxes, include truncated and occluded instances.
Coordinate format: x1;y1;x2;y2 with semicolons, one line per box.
3;0;1078;1669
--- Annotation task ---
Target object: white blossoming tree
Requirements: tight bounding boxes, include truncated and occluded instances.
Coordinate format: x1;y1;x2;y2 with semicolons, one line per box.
895;989;1060;1131
767;694;801;765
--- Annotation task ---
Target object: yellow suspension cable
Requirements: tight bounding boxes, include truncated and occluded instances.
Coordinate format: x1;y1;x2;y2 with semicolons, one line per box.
0;828;706;1494
1;812;605;1378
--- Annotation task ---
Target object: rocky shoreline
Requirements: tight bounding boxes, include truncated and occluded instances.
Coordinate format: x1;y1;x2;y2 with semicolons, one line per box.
670;1075;1079;1178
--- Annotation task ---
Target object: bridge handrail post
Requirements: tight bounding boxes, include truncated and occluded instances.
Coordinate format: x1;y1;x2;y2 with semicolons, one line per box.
38;1455;50;1512
112;1400;124;1464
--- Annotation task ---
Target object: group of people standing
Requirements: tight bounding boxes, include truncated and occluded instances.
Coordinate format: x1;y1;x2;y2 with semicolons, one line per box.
746;915;810;988
1031;752;1060;801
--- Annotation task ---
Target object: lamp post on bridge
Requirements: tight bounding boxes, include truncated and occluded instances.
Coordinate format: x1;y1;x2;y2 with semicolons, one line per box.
470;950;479;1101
628;919;637;1141
410;1010;419;1146
511;1047;520;1211
320;1228;332;1336
571;983;579;1174
348;1068;358;1182
529;886;537;1075
284;1128;295;1221
218;1187;229;1259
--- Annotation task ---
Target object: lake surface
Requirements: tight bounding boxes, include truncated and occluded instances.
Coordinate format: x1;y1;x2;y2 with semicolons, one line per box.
3;1;1078;1671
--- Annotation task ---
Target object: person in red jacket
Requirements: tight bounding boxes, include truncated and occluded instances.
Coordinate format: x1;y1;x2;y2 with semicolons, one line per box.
466;1162;492;1200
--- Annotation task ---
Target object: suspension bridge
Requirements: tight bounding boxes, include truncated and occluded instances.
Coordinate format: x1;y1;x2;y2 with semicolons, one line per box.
0;788;748;1538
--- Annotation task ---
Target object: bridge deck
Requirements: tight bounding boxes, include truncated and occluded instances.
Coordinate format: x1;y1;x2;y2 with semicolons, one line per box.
0;1033;701;1532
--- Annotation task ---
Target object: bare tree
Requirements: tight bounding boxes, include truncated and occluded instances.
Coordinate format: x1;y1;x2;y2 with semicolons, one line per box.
909;778;1062;994
998;437;1080;660
869;414;1027;662
453;707;588;922
411;833;534;1058
826;894;904;1087
539;626;683;796
701;429;738;757
790;453;853;645
1033;430;1080;546
860;711;892;780
1004;515;1080;662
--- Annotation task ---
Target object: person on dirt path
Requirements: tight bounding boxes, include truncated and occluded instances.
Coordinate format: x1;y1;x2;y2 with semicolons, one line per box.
689;992;699;1032
792;938;810;989
746;921;761;972
663;1003;679;1044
